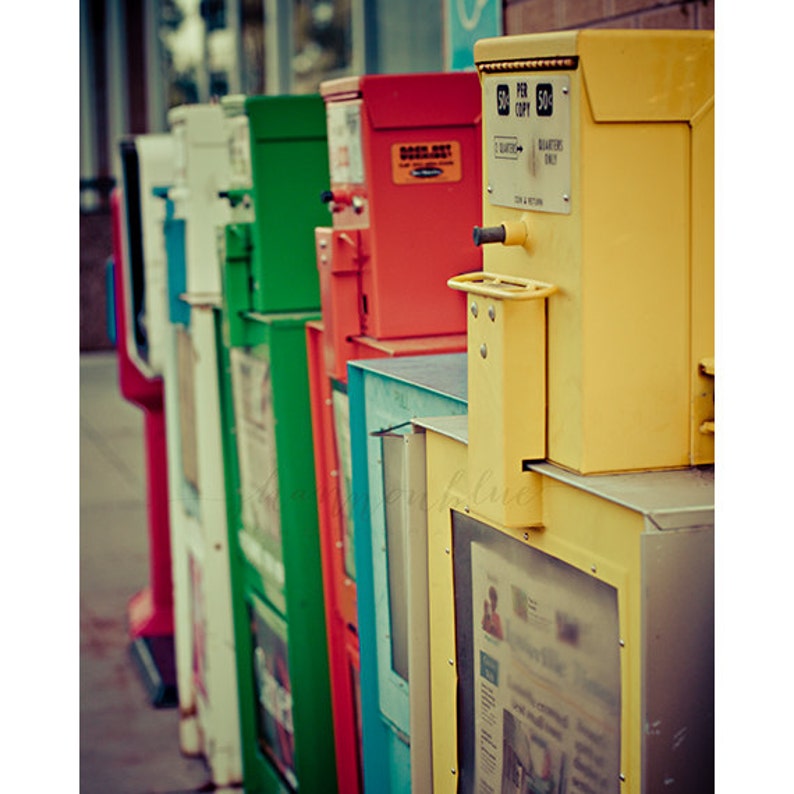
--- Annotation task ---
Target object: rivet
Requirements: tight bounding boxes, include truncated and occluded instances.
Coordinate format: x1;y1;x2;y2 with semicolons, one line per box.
445;547;450;554
464;505;470;513
591;564;597;573
563;194;570;202
448;658;454;666
487;184;493;193
619;774;626;782
470;301;478;317
619;639;625;648
319;239;327;248
451;768;457;775
488;305;495;321
480;343;488;359
562;86;569;95
523;532;529;540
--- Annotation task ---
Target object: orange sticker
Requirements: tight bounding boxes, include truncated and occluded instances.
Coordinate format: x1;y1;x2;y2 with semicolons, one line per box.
391;141;462;185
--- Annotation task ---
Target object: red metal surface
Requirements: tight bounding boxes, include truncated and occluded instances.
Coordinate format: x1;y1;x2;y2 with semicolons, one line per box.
306;322;361;794
309;73;482;794
307;320;466;794
110;188;174;640
320;72;483;341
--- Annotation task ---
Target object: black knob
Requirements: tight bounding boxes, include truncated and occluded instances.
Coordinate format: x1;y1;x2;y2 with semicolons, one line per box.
473;225;506;246
320;190;334;204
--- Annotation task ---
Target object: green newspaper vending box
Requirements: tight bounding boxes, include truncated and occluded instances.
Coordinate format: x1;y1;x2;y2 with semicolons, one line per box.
216;94;337;793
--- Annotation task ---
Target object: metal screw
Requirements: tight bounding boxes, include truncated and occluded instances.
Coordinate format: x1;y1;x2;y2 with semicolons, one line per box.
448;658;454;666
562;86;569;95
488;305;496;321
487;184;493;193
470;301;478;317
319;238;327;248
480;343;488;359
464;505;470;513
591;565;597;573
451;768;457;775
563;194;570;202
445;547;450;554
523;532;529;540
619;639;625;648
619;774;626;782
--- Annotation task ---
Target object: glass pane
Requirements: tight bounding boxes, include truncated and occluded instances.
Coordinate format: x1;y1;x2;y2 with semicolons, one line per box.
331;382;356;580
452;511;621;794
158;0;237;107
250;597;297;790
240;0;266;95
230;347;285;591
205;0;236;97
177;327;200;496
159;0;204;107
292;0;353;94
381;433;409;683
368;0;442;74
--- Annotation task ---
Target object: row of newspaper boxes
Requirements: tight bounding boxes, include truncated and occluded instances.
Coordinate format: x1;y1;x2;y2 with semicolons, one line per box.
109;29;714;794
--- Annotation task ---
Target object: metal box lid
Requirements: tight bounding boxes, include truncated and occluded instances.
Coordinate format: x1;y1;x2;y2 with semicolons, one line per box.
474;29;713;122
321;72;481;130
244;94;328;141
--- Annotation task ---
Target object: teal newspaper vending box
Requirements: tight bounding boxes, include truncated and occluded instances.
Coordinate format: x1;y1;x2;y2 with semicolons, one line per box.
347;353;468;793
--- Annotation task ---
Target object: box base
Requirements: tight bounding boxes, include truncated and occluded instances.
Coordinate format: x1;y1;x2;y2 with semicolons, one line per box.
129;635;178;708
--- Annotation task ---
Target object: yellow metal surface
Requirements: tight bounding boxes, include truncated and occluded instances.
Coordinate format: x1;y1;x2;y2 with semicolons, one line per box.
470;30;714;475
691;102;715;464
425;429;467;794
425;425;645;792
467;295;547;527
534;478;641;791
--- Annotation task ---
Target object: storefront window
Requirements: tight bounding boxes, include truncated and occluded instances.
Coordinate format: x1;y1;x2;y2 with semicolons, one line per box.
158;0;238;108
240;0;266;95
291;0;353;93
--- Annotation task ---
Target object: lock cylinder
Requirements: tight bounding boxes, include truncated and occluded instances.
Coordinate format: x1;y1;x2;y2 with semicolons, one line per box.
321;188;365;213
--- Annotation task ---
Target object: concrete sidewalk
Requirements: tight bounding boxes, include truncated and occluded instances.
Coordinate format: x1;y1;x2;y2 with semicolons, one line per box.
80;351;210;794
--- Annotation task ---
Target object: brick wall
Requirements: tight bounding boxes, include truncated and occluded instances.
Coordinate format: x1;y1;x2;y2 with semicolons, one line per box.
504;0;714;34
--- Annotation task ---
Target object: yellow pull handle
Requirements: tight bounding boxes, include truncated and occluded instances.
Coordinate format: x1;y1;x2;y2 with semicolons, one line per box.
448;271;558;301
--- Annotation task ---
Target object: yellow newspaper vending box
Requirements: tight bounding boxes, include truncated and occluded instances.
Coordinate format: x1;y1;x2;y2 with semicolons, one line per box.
425;30;714;794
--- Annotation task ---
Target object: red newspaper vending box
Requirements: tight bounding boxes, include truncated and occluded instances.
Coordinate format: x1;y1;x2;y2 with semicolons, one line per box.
110;184;175;706
306;71;482;794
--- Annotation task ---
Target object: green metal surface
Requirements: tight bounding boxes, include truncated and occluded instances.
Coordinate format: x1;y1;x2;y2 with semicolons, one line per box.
218;272;335;794
216;92;336;793
245;95;329;314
